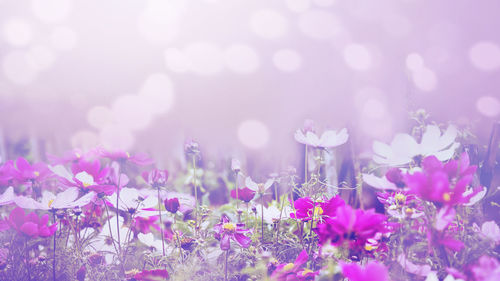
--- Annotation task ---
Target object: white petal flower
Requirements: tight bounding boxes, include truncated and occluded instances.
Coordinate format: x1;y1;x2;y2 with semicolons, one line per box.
294;128;348;148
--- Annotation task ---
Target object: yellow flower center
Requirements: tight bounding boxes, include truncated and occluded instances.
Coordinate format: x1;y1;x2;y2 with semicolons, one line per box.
301;269;313;276
48;199;54;208
405;208;414;215
126;152;131;158
364;244;377;251
394;193;406;204
75;152;81;159
283;263;295;271
223;223;236;231
443;192;451;202
34;171;40;177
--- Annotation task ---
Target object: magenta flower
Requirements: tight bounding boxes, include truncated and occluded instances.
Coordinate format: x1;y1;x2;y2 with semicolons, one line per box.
340;260;389;281
8;207;57;237
213;215;252;250
13;157;53;184
290;196;345;221
230;187;256;202
133;216;160;234
469;256;500;281
99;149;153;166
0;160;16;187
404;153;483;206
271;250;317;281
164;197;180;213
133;269;169;281
142;169;169;188
377;191;423;219
315;205;390;249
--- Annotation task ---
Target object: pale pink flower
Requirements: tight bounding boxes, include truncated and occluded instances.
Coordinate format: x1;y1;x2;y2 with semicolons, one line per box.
294;128;348;149
481;221;500;244
14;187;95;210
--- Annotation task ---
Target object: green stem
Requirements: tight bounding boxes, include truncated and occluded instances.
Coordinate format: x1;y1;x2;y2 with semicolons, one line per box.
192;156;198;235
157;187;166;257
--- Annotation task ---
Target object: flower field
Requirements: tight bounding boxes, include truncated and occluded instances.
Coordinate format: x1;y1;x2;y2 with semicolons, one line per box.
0;118;498;281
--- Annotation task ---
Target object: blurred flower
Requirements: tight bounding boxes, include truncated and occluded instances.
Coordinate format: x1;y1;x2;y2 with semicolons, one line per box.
15;187;95;210
340;260;389;281
13;157;53;184
86;216;132;264
294;127;348;149
0;161;16;187
99;149;153;166
469;256;500;281
231;158;241;173
373;125;459;166
164;197;180;213
50;164;115;195
184;139;200;155
133;216;160;234
481;221;500;244
133;269;169;281
7;207;57;237
397;254;434;277
138;232;164;252
213;215;251;250
142;169;168;188
271;250;317;281
377;191;423;219
230;187;255;202
245;176;274;194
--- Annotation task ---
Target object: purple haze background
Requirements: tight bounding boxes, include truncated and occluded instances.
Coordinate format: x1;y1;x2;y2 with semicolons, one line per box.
0;0;499;170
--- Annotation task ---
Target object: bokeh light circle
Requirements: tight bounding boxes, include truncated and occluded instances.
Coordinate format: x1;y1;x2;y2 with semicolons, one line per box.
250;10;288;39
50;26;78;50
476;96;500;117
139;73;175;115
111;95;154;131
343;44;373;71
2;18;33;47
185;42;224;76
31;0;72;23
164;48;189;73
272;49;302;72
237;120;270;149
406;53;424;71
2;51;38;85
286;0;310;13
26;45;56;71
87;106;114;129
224;44;260;74
468;41;500;71
298;10;340;40
412;67;437;92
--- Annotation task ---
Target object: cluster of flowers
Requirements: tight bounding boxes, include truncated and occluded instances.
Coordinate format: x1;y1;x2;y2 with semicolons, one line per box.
0;119;497;281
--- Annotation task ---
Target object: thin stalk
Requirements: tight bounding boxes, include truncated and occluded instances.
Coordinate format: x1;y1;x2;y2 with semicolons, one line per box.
261;194;265;243
115;164;122;256
192;156;198;234
275;192;286;244
25;239;31;281
224;250;229;281
102;199;120;256
52;210;57;281
307;203;316;257
235;171;239;211
304;145;308;186
157;187;166;256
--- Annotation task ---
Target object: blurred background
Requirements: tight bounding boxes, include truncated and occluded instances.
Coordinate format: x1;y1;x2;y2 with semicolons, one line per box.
0;0;499;171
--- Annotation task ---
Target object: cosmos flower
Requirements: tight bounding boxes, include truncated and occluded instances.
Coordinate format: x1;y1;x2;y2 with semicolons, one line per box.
12;157;53;184
99;149;154;166
290;196;345;221
0;186;15;206
294;127;348;149
133;216;160;234
230;187;256;202
314;204;390;249
0;161;16;187
133;269;169;281
142;169;168;188
372;125;459;166
245;176;274;194
397;254;434;277
7;207;57;238
138;232;164;252
231;158;241;173
340;260;389;281
164;197;180;213
15;187;95;210
213;215;251;250
469;256;500;281
404;154;483;206
270;250;317;281
480;221;500;244
107;187;158;218
377;191;424;219
50;164;116;196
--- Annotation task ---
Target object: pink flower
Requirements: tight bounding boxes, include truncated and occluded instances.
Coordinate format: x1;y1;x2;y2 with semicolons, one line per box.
0;160;16;187
213;215;252;250
469;256;500;281
142;169;169;188
133;269;169;281
133;216;160;234
230;187;256;202
290;196;345;221
0;186;15;206
13;157;53;184
164;197;180;213
14;187;95;210
99;149;153;166
397;254;433;277
7;207;57;238
340;260;389;281
315;205;390;249
271;250;317;281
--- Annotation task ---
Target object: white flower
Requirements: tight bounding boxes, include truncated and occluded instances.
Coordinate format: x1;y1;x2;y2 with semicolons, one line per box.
14;187;95;210
362;174;399;191
108;187;158;217
245;176;274;194
373;125;459;166
138;232;164;252
85;216;132;264
0;186;15;206
294;128;348;149
255;204;293;224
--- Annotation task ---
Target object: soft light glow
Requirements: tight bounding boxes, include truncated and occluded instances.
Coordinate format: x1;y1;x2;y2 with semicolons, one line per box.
406;53;424;71
2;51;38;85
224;44;260;74
71;130;99;150
476;96;500;117
272;49;302;72
139;73;175;115
111;95;154;131
362;98;386;119
312;0;336;7
412;67;437;92
87;106;114;129
468;41;500;71
31;0;72;23
237;120;270;149
184;42;224;76
99;124;134;150
298;10;340;40
26;45;56;71
285;0;310;13
382;14;412;37
250;9;288;39
164;48;189;73
137;0;186;45
50;26;78;50
343;44;373;71
2;18;33;47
